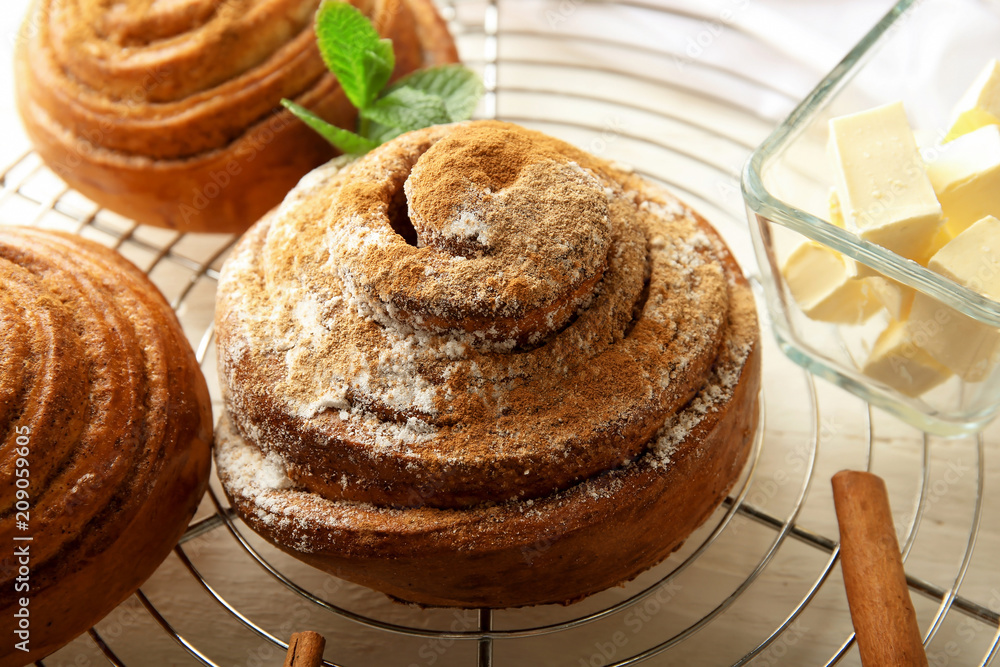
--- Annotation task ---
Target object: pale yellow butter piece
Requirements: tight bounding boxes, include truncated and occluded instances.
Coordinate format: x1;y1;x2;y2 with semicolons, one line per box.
927;125;1000;236
828;188;845;228
928;225;955;258
828;102;942;263
863;276;915;321
827;188;885;278
907;215;1000;381
782;242;879;324
862;321;951;397
944;59;1000;142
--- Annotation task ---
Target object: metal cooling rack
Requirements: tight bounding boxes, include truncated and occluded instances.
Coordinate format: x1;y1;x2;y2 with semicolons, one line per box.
4;1;1000;665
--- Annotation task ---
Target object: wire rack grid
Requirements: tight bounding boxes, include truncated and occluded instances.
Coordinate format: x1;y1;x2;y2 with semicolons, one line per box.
3;1;1000;665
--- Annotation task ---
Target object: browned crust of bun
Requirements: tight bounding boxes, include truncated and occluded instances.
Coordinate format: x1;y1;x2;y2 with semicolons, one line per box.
213;120;760;608
215;123;740;512
14;0;459;234
217;280;759;608
0;228;212;665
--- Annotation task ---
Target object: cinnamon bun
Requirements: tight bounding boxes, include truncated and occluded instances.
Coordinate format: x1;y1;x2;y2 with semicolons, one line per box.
215;120;760;607
14;0;459;233
0;227;212;664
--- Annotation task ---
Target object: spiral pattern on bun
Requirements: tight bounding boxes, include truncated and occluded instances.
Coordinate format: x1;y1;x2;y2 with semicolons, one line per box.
0;227;212;664
14;0;459;233
215;121;760;607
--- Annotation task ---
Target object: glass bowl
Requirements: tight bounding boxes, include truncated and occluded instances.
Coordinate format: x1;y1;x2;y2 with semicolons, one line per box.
743;0;1000;436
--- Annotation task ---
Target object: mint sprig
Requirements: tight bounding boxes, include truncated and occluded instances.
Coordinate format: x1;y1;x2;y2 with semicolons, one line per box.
363;88;451;134
386;65;484;122
313;1;394;109
281;100;376;154
282;0;484;156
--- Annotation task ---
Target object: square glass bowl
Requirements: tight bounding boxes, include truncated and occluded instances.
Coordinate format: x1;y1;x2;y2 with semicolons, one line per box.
743;0;1000;436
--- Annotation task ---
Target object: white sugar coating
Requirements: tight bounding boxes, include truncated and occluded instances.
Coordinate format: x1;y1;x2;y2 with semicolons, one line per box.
369;142;616;329
297;386;350;419
649;337;754;470
211;123;762;608
216;311;755;520
258;451;295;490
438;199;490;244
214;415;380;550
640;198;688;221
214;419;294;492
291;292;330;341
326;212;384;266
215;122;756;511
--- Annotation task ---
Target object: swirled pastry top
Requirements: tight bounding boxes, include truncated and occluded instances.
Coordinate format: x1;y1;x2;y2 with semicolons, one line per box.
0;226;211;597
25;0;407;159
216;121;739;510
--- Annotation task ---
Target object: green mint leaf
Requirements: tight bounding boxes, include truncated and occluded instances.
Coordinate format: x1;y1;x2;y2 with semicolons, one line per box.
281;99;376;155
314;0;395;110
366;120;404;145
386;65;484;121
361;87;451;132
362;39;395;108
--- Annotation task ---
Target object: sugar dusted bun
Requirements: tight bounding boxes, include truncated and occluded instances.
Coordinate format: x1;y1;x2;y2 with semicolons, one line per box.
14;0;459;233
0;227;212;664
215;120;760;607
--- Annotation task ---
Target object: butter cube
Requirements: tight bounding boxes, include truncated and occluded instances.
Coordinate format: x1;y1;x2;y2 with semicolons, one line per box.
783;242;879;324
863;276;914;321
944;60;1000;142
927;125;1000;236
862;321;951;397
828;102;943;263
829;189;845;228
907;215;1000;381
928;225;955;258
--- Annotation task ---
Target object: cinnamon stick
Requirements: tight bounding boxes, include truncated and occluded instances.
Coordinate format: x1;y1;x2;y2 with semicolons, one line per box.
283;631;326;667
832;470;928;667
